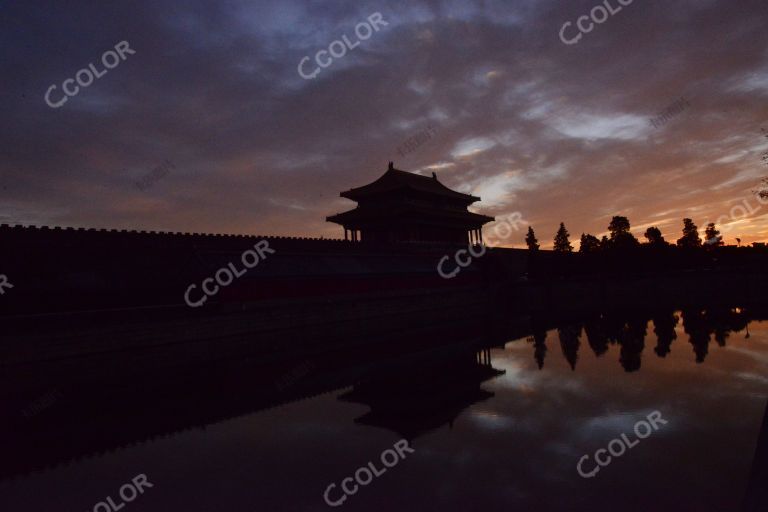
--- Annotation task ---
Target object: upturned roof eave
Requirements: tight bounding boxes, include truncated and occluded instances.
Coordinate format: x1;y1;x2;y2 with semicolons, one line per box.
340;187;479;203
326;207;494;226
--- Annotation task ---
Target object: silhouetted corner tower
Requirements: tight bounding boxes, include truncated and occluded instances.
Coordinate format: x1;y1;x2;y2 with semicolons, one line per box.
326;162;494;244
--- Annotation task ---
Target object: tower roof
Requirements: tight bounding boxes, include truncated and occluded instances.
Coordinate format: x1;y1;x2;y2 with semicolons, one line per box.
340;162;480;203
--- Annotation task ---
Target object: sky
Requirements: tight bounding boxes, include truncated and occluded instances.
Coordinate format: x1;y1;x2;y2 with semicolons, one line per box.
1;0;768;248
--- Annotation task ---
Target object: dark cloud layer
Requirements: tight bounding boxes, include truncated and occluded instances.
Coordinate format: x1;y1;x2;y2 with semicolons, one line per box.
2;0;767;246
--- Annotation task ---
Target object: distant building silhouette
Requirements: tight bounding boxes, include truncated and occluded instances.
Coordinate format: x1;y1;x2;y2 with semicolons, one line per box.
327;162;494;244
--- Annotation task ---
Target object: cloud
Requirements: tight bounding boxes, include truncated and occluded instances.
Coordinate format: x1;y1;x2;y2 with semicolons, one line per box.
1;0;767;245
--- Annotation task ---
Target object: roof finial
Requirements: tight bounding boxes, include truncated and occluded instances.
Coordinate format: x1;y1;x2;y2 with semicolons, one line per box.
432;172;437;179
388;161;394;171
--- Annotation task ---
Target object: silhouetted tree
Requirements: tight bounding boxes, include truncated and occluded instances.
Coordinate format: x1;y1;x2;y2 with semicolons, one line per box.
736;237;742;247
681;308;710;363
609;216;631;236
700;306;750;348
618;316;648;372
603;314;624;347
553;223;573;252
607;216;639;249
557;323;581;370
584;315;609;357
708;307;732;347
579;233;601;253
599;235;609;249
704;222;723;247
644;226;666;246
525;227;540;251
652;312;678;357
677;218;702;248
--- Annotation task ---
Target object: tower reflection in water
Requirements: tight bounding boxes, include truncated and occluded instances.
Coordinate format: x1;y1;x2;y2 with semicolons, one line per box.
338;347;504;441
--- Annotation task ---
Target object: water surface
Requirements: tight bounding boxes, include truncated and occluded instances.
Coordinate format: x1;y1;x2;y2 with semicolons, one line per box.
1;307;766;511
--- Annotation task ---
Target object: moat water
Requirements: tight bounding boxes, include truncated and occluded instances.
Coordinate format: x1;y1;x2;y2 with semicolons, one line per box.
0;305;766;511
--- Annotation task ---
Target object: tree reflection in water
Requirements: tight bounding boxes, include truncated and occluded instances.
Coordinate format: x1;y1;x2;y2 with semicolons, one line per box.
536;305;755;370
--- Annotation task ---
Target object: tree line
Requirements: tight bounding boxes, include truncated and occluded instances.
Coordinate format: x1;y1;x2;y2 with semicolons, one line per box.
522;216;748;253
